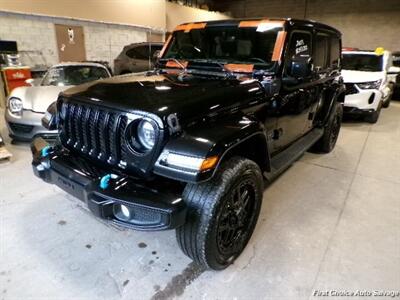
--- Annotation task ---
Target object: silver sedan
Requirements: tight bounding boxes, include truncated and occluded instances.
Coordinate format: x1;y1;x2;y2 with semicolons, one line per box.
5;62;111;141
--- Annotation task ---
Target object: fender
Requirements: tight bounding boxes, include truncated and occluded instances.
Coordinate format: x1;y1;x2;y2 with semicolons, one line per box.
315;81;345;127
153;114;271;183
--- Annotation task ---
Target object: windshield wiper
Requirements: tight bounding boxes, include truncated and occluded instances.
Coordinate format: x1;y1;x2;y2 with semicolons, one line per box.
187;59;236;78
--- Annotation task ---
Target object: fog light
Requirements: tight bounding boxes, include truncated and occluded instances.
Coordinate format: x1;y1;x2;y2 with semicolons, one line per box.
113;204;132;221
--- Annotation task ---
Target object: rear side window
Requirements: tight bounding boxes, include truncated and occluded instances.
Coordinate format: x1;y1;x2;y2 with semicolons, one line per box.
314;33;329;69
330;36;341;66
126;46;150;59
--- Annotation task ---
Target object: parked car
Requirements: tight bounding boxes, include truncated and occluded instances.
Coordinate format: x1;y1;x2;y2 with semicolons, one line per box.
342;49;395;123
31;18;345;270
113;42;163;75
390;51;400;97
5;62;111;141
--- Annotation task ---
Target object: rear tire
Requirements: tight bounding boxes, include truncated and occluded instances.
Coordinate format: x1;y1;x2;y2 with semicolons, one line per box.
176;157;263;270
312;102;343;153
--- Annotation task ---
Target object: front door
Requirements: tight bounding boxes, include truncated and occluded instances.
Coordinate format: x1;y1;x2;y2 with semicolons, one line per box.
55;24;86;63
274;29;316;152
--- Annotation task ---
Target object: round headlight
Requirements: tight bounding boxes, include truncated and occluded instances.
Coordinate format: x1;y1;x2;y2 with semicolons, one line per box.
137;120;156;150
8;97;23;114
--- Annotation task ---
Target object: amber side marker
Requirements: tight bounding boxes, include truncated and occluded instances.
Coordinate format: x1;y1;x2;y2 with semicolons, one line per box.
200;156;219;171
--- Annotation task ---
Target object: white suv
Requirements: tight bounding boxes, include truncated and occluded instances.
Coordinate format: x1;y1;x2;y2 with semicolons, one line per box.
342;49;394;123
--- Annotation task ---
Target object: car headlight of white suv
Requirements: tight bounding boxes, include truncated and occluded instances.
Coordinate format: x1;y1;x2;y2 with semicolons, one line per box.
8;97;23;115
356;79;382;90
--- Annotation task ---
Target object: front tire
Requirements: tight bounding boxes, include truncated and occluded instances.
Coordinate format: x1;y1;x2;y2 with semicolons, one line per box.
312;102;343;153
365;102;382;123
176;157;263;270
382;84;394;108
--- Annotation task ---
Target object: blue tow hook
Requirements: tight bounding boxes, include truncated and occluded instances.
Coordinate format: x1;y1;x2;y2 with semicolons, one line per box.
41;145;52;158
99;174;118;190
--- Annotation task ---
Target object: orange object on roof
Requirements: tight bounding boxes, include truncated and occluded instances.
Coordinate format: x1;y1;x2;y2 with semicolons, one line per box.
239;19;285;28
174;23;207;33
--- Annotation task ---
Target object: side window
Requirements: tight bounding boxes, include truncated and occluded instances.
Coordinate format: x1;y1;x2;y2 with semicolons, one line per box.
150;45;162;57
288;31;312;59
136;46;150;59
285;31;312;73
314;33;329;69
126;48;139;59
330;36;341;66
126;46;149;59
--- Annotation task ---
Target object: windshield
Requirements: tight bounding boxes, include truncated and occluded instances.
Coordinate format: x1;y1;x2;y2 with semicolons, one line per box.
342;53;383;72
41;65;109;86
162;25;283;70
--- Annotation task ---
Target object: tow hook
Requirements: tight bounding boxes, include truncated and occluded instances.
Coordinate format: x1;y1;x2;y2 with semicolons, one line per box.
99;174;119;190
41;145;52;158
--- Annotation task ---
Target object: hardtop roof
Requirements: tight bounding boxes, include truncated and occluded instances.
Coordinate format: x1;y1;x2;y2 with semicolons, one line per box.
177;18;341;35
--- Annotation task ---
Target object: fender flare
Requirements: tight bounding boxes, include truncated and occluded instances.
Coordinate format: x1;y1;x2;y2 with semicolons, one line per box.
153;117;271;183
318;83;345;127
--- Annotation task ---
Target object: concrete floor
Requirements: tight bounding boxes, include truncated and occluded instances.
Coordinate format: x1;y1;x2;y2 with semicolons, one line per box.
0;102;399;300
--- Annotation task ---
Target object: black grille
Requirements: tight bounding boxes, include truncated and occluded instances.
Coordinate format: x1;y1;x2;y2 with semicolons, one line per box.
345;83;358;95
59;102;128;166
9;122;34;133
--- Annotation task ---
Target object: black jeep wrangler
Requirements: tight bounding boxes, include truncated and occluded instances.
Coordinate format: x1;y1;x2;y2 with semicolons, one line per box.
32;18;345;270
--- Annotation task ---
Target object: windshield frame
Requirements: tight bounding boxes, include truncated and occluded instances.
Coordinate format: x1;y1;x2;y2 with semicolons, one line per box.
159;20;287;74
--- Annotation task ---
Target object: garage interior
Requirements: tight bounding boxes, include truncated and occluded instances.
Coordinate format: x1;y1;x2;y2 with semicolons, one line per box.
0;1;399;300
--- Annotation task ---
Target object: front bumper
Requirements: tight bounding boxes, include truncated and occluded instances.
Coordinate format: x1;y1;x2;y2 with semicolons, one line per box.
344;88;382;112
5;109;57;141
343;106;375;116
31;138;187;231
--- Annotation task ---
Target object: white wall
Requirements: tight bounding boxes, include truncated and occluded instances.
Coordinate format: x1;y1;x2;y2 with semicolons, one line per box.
0;12;148;67
0;0;166;30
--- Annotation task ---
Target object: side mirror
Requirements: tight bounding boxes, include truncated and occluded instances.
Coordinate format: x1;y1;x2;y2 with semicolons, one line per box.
25;78;35;86
388;66;400;75
289;57;313;79
42;102;57;130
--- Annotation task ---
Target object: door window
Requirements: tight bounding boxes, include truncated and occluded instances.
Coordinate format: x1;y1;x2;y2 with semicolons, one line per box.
285;31;312;73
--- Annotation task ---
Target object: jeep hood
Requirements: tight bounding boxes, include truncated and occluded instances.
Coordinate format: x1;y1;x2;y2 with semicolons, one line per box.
11;85;70;113
61;73;263;126
341;70;385;83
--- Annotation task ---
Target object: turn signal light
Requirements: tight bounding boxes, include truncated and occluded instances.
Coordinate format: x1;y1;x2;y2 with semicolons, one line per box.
200;156;219;171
